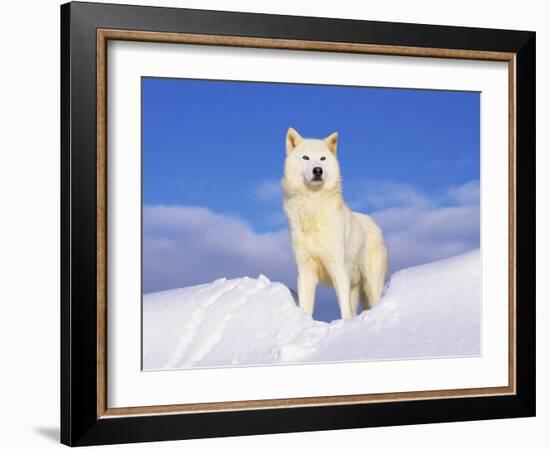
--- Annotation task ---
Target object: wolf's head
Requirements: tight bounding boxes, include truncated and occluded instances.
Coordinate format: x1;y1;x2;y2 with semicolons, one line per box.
282;128;341;195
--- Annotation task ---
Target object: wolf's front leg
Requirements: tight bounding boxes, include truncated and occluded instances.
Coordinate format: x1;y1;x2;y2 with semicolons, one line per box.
297;266;318;315
328;265;353;319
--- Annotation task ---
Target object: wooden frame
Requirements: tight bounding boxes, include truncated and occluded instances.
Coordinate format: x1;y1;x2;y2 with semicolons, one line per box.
61;1;535;446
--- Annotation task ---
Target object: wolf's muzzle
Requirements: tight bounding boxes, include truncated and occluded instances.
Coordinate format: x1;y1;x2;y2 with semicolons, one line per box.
312;167;323;180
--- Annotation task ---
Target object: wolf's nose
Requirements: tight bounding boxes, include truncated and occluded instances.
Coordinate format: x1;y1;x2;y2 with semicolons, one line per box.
313;167;323;177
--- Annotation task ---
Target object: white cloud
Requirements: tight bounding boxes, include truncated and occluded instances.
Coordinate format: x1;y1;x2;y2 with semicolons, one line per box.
254;179;282;202
253;179;287;227
347;179;432;210
143;180;480;320
370;179;480;272
373;205;480;272
143;205;294;293
446;179;480;205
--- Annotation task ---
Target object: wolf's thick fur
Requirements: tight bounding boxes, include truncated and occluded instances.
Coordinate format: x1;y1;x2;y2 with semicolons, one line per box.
282;128;388;319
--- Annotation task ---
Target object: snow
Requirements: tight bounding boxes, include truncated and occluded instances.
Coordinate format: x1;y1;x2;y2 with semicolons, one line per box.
143;250;480;370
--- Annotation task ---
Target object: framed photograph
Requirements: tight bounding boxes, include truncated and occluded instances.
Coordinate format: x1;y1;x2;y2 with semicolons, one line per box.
60;1;536;446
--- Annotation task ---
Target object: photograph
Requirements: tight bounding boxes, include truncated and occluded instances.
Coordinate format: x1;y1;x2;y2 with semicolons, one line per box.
56;1;536;446
141;77;481;370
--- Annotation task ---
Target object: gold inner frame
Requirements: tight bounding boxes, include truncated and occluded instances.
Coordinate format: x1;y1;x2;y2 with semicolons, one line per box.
96;29;517;419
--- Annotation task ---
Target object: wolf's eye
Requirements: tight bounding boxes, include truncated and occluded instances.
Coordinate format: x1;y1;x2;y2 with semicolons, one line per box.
320;156;326;161
302;155;309;160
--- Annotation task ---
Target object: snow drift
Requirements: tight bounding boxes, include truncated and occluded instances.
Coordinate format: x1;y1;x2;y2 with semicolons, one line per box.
143;249;480;370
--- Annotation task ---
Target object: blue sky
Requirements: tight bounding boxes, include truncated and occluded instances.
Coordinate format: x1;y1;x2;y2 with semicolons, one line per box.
142;77;480;321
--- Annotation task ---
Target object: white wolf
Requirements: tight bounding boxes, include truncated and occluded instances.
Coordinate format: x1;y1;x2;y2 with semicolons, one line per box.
282;128;388;319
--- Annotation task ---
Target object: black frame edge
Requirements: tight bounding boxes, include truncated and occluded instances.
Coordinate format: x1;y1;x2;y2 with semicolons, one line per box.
514;32;536;416
60;2;71;446
62;2;101;445
76;395;534;446
69;1;535;51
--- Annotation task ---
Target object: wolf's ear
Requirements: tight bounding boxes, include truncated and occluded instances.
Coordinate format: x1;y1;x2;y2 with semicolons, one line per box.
324;132;338;155
286;128;303;153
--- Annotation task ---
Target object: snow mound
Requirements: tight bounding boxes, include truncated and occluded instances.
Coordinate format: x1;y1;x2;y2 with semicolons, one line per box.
143;250;480;370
